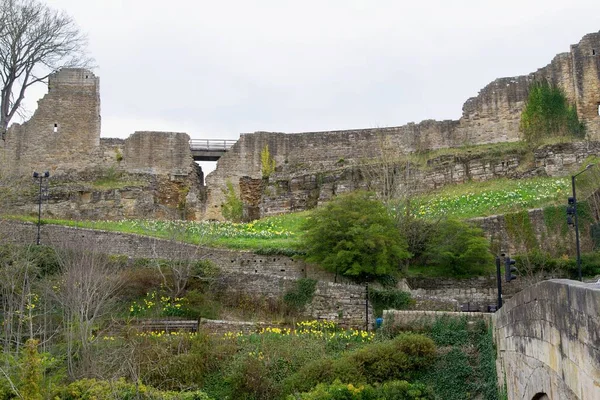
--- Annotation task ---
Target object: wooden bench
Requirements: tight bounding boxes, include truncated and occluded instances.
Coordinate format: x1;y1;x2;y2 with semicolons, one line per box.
135;319;199;333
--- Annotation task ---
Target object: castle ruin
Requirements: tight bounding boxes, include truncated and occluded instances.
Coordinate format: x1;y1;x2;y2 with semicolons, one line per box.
0;69;205;220
1;32;600;221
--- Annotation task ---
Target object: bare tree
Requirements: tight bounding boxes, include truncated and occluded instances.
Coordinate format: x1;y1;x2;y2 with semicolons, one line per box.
51;245;123;378
0;0;91;140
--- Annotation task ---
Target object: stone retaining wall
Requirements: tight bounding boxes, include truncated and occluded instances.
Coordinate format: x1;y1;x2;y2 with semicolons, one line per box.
217;272;373;328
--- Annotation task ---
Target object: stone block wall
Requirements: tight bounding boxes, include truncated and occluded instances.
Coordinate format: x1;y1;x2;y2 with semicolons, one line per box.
493;279;600;400
122;131;195;177
199;319;279;336
1;69;101;176
217;272;373;328
205;32;600;220
2;221;372;328
0;68;206;220
1;221;337;281
407;276;524;312
256;141;600;217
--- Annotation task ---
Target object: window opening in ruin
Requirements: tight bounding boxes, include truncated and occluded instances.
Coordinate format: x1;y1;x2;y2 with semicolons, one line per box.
85;75;88;78
593;49;596;55
53;123;58;133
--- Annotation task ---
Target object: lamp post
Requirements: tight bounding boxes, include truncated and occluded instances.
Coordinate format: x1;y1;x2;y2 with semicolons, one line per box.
33;171;49;245
570;164;595;282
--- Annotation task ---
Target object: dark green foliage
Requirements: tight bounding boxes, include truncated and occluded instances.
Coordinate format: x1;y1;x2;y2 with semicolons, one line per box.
368;288;413;317
52;378;212;399
474;321;499;400
284;278;318;312
520;79;586;144
429;316;469;347
425;348;473;400
422;219;493;277
288;379;433;400
301;192;410;281
420;316;500;400
224;332;329;400
514;251;600;278
0;244;59;276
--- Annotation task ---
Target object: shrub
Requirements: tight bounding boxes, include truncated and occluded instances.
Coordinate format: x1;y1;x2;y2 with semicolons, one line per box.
261;144;276;178
288;379;433;400
284;278;317;313
283;334;435;395
301;192;410;281
221;180;243;222
423;219;493;277
52;378;213;399
520;79;585;144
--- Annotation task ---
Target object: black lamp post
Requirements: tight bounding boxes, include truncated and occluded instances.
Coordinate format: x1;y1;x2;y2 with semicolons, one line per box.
570;164;595;282
33;171;49;245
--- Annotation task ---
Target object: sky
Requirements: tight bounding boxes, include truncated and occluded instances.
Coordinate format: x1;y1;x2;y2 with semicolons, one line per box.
17;0;600;173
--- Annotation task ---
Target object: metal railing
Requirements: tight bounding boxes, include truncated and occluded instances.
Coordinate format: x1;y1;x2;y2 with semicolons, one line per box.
189;139;236;151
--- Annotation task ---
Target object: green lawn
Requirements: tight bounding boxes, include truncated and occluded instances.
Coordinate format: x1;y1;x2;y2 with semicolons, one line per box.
9;212;309;251
408;176;571;219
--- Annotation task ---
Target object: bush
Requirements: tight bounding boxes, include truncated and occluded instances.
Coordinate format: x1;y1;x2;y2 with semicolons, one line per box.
52;378;213;399
225;332;327;399
283;334;435;395
221;180;243;222
368;288;413;317
284;279;317;313
301;192;410;281
520;79;585;144
288;379;433;400
423;219;493;277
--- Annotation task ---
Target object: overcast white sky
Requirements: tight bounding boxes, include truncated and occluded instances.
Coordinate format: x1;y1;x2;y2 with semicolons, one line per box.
18;1;600;172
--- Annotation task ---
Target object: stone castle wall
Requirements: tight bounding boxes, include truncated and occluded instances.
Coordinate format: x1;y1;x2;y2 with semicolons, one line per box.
205;32;600;219
1;69;101;175
248;141;599;217
0;68;205;220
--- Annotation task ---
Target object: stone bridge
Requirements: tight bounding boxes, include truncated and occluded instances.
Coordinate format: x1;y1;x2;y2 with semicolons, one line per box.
494;279;600;400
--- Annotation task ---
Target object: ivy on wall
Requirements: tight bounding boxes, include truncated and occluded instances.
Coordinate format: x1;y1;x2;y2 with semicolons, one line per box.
504;211;538;251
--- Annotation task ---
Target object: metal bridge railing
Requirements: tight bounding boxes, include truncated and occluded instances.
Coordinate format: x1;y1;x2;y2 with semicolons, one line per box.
189;139;236;151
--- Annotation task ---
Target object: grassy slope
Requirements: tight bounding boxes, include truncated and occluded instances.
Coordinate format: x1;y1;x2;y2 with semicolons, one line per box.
7;173;575;252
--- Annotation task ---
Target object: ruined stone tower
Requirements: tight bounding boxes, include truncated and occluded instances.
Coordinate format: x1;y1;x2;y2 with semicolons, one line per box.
1;68;101;175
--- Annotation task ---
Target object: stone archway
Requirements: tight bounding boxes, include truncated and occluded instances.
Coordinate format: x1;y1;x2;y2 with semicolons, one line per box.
532;393;550;400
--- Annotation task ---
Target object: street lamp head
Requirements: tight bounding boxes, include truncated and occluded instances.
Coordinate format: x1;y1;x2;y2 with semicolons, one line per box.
33;172;39;178
44;171;50;178
586;164;595;170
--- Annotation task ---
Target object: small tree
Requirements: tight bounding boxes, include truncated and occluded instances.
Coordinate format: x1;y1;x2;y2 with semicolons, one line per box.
301;191;410;281
260;144;276;178
520;80;585;145
423;219;493;277
51;245;123;378
221;180;243;222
